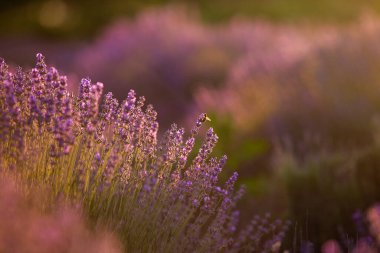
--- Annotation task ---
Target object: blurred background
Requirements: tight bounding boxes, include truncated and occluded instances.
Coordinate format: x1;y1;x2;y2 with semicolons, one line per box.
4;0;380;251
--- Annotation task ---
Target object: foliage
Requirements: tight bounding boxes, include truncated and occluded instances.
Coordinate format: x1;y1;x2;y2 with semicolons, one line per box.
2;0;380;38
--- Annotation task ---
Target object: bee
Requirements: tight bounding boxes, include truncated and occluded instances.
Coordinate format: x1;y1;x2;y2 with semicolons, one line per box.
200;113;212;123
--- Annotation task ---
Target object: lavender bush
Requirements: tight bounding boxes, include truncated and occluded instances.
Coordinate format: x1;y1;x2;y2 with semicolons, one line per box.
74;7;333;128
0;54;288;252
195;14;380;160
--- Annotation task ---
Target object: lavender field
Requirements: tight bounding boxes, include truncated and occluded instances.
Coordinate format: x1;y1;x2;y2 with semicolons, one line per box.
3;2;380;252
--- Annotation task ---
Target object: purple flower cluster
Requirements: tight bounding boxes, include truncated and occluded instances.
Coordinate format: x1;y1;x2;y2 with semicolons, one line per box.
0;54;75;156
0;54;288;252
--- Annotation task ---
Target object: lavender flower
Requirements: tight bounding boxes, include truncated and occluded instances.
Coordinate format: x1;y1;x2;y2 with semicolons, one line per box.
0;54;287;253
